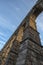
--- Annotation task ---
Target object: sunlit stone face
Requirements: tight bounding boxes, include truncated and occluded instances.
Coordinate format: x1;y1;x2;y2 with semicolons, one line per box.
29;15;37;30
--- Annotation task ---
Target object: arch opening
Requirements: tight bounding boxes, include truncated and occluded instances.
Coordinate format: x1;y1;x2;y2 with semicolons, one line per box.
36;12;43;46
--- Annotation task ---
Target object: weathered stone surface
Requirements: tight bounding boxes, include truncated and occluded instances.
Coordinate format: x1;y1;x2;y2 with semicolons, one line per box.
0;0;43;65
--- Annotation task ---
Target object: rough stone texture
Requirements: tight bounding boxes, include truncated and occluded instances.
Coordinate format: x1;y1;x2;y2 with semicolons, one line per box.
0;0;43;65
16;40;28;65
0;51;2;64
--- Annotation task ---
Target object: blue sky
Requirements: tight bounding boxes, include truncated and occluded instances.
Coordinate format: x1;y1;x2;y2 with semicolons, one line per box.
0;0;43;50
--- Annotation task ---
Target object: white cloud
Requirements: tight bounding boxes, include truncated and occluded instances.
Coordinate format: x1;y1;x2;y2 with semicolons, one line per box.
0;41;5;50
41;40;43;43
36;12;43;46
0;32;6;44
0;40;5;45
0;16;17;50
0;32;5;37
41;40;43;45
36;22;43;45
8;2;20;12
0;33;6;50
0;16;16;32
37;22;43;31
0;36;6;41
36;12;43;31
0;40;5;50
15;7;20;11
0;16;16;50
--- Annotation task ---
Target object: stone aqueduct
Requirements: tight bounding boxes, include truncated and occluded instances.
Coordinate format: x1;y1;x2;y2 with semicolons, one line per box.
0;0;43;65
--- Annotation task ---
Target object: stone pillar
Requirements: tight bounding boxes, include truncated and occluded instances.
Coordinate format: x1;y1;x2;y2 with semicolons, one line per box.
16;40;28;65
4;40;20;65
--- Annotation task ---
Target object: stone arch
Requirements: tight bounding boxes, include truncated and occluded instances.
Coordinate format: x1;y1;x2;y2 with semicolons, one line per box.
30;0;43;18
29;0;43;30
